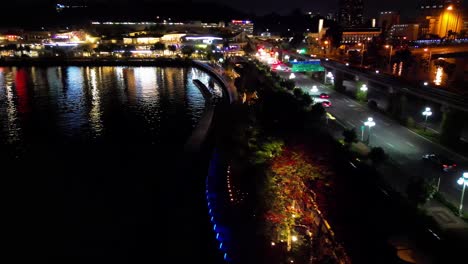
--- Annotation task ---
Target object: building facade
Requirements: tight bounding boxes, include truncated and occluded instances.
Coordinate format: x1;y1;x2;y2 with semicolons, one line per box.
389;24;420;41
419;0;464;38
338;0;364;27
228;20;254;36
379;11;400;33
341;28;382;44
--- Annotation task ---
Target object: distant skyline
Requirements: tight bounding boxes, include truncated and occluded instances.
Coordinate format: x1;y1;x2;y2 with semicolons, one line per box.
6;0;468;21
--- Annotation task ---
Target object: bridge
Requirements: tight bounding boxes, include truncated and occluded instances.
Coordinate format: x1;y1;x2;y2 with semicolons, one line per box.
287;51;468;146
321;60;468;113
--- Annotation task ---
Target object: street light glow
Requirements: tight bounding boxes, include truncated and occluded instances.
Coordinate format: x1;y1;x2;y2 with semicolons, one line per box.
447;5;453;10
289;73;296;79
311;85;318;93
422;107;432;117
457;172;468;216
292;235;298;242
360;84;368;92
365;117;375;128
422;107;432;131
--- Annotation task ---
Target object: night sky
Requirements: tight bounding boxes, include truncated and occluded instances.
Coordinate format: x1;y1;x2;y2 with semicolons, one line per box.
8;0;468;20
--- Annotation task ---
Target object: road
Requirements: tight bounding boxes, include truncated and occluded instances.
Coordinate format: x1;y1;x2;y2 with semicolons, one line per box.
277;71;468;213
410;45;468;56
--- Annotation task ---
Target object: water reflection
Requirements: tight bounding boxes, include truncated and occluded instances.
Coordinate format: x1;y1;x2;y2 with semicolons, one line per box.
0;66;211;145
390;61;450;87
434;67;443;86
0;69;21;143
88;67;103;136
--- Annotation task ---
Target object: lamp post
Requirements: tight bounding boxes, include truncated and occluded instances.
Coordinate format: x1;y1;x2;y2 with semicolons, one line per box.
358;43;366;67
422;107;432;131
360;84;368;92
445;5;453;38
457;172;468;216
311;85;318;94
385;45;393;71
364;117;376;145
424;48;432;72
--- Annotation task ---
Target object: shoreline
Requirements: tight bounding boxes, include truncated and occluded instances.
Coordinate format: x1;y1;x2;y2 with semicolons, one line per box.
0;57;193;67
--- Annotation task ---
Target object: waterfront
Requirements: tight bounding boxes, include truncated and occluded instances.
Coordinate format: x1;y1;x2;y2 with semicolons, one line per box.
0;66;221;262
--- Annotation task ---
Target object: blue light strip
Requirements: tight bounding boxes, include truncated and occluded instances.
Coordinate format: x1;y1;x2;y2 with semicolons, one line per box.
206;150;231;262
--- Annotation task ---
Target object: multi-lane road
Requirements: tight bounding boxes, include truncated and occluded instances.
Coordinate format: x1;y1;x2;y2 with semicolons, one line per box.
277;71;468;213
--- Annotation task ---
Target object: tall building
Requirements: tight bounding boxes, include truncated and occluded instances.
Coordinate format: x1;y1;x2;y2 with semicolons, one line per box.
418;0;464;38
379;11;400;33
338;0;364;27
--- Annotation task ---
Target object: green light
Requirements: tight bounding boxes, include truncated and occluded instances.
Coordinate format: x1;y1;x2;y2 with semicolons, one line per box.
291;64;324;72
297;48;307;54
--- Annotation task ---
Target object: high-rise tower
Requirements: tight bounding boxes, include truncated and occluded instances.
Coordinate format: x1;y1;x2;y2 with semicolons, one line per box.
338;0;364;27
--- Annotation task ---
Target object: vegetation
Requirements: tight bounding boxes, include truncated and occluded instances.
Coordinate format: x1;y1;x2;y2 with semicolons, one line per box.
368;147;387;165
219;59;348;263
151;42;166;52
181;45;195;57
406;176;437;207
342;128;358;146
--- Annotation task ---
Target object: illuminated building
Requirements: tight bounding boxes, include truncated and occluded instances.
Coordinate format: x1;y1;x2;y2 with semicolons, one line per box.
228;20;254;36
338;0;364;27
389;24;420;41
341;28;381;44
419;0;464;38
56;0;87;12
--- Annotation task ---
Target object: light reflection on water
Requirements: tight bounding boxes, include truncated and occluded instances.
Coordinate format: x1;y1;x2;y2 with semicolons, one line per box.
434;67;444;86
0;66;212;146
0;69;21;143
390;61;450;87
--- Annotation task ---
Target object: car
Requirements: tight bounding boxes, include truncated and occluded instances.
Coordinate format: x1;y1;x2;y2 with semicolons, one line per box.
422;154;457;172
319;93;330;99
321;100;332;108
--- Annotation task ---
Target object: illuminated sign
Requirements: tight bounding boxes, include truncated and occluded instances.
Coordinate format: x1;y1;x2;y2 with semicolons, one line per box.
290;61;324;72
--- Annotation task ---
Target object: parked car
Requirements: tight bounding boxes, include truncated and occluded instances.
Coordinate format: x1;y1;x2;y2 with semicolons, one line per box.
422;154;457;172
319;93;330;99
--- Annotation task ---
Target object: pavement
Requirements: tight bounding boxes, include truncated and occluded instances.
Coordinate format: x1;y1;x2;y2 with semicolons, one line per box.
277;71;468;222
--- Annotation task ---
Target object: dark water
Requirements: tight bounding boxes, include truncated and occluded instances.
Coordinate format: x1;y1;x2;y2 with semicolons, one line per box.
0;66;220;262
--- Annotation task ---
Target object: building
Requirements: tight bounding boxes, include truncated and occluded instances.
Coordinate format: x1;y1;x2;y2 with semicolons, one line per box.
419;0;462;15
389;24;420;41
379;11;400;32
338;0;364;27
419;0;464;38
341;28;382;44
228;20;254;36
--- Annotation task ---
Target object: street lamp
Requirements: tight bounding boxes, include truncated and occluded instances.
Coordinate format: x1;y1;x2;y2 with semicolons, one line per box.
445;6;453;38
364;117;376;145
457;172;468;216
385;45;393;70
360;84;368;92
311;85;318;94
422;107;432;131
358;43;366;67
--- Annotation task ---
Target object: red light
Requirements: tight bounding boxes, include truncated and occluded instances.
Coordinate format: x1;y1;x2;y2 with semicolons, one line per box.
443;164;448;168
453;164;457;167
